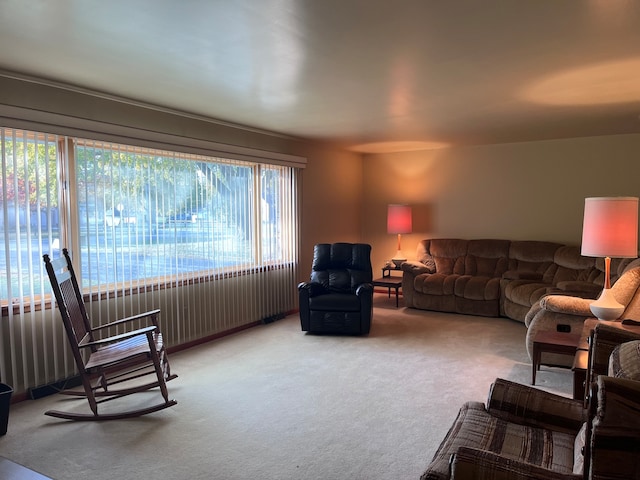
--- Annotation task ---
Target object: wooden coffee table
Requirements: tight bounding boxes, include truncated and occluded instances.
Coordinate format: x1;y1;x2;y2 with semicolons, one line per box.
531;331;580;385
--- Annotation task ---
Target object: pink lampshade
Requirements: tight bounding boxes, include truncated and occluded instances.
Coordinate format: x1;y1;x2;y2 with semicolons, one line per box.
581;197;639;258
387;204;412;234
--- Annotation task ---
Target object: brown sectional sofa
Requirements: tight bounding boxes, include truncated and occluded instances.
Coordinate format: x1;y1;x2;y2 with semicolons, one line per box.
402;238;606;322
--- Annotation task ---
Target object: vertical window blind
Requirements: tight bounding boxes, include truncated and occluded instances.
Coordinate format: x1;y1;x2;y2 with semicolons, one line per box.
1;128;63;389
1;128;301;393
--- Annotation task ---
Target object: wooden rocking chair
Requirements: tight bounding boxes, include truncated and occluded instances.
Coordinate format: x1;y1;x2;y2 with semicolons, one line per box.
43;248;177;421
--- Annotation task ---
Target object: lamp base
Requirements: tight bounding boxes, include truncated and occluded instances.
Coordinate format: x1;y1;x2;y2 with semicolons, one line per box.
590;288;625;321
391;258;406;268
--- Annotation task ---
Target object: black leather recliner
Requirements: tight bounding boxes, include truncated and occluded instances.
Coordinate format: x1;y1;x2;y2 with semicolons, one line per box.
298;243;373;335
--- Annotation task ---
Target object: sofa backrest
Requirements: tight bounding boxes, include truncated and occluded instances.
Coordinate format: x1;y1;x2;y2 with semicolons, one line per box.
465;239;510;277
507;240;563;282
417;238;511;277
550;245;598;284
418;238;468;275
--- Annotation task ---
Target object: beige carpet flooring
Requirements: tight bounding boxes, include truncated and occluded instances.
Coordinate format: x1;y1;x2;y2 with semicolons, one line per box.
0;294;574;480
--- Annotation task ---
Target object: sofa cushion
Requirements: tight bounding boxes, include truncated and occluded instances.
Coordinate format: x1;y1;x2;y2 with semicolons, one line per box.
423;401;576;480
464;254;509;278
465;239;510;276
503;279;549;307
308;293;361;311
424;239;468;275
414;273;459;296
507;241;562;283
454;275;502;301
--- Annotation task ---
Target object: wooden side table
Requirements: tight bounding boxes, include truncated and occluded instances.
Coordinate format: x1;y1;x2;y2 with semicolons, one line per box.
372;266;403;307
382;265;402;277
531;331;580;385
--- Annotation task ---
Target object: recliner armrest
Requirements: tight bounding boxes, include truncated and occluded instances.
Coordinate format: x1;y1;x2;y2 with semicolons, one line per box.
450;447;581;480
297;281;328;297
539;294;592;316
355;283;373;296
487;378;586;434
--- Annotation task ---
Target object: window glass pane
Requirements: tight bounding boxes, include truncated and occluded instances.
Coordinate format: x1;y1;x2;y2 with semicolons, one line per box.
75;140;257;290
2;131;299;308
260;165;294;263
1;129;60;303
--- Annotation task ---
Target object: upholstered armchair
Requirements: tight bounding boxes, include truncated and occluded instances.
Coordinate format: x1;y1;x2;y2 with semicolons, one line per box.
298;243;373;335
524;258;640;365
421;323;640;480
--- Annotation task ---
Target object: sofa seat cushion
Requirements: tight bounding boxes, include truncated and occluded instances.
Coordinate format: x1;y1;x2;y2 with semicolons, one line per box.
308;293;360;311
424;401;575;480
503;279;550;307
454;275;502;301
413;274;501;301
414;273;459;295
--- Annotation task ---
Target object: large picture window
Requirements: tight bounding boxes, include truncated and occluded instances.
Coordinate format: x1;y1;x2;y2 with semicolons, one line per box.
1;126;301;393
2;129;300;310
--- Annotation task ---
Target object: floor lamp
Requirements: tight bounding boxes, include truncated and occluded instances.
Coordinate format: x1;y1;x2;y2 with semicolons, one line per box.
387;204;412;268
581;196;639;320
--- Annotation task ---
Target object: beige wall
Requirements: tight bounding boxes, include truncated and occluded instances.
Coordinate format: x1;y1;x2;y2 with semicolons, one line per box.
295;142;363;281
363;134;640;271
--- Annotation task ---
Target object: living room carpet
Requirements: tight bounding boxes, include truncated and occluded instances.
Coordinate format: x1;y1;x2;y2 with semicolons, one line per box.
0;294;573;480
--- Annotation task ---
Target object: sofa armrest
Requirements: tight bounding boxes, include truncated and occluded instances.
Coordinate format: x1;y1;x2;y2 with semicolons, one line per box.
539;294;593;316
502;270;543;281
487;378;586;434
401;260;431;275
450;447;582;480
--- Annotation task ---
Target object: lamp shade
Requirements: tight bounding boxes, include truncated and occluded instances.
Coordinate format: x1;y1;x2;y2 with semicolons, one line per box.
387;204;412;234
581;197;639;258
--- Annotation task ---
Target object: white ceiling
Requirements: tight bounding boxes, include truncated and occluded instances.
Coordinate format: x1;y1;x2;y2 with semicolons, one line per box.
1;0;640;153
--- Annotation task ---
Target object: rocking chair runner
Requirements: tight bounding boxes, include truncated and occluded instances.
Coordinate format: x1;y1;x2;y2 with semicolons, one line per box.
43;248;177;421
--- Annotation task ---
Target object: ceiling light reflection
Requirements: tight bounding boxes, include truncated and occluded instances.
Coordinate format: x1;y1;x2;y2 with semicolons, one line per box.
348;141;449;154
521;58;640;106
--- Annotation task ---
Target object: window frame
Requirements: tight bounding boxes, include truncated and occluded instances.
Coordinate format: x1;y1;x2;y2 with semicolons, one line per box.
1;129;303;316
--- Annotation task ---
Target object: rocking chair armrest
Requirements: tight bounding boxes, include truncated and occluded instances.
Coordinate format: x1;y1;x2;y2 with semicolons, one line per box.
90;309;162;332
79;325;157;348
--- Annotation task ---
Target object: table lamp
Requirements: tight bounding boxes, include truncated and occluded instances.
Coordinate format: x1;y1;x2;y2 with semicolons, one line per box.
581;196;639;320
387;204;412;268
